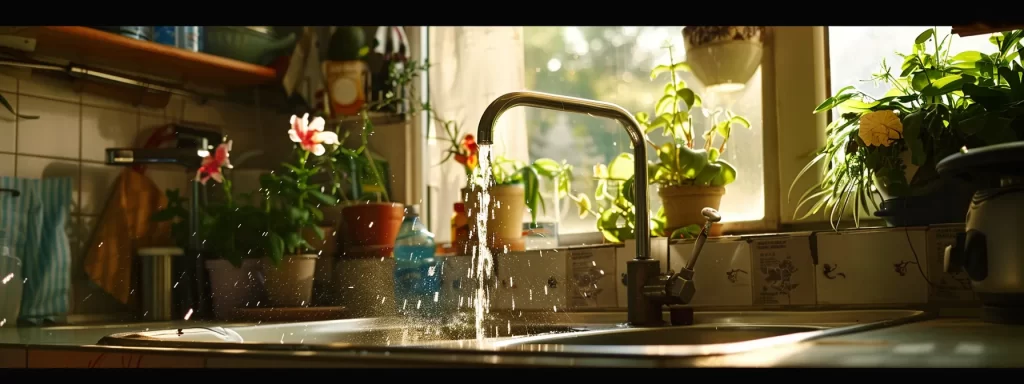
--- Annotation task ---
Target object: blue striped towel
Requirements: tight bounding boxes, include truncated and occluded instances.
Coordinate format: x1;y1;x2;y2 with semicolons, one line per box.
0;176;72;325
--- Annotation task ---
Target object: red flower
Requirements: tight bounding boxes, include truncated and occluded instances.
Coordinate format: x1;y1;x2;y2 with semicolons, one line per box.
288;113;339;156
196;140;232;185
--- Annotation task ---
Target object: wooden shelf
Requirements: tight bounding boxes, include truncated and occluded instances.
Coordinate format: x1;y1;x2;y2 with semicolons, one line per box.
9;26;279;87
952;24;1024;37
327;111;407;130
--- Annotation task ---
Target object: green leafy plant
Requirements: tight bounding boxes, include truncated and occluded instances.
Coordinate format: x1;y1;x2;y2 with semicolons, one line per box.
151;188;190;250
570;154;701;243
571;44;750;242
319;60;435;205
790;28;1024;229
484;155;574;226
260;114;338;266
197;180;272;267
151;140;272;268
638;46;750;189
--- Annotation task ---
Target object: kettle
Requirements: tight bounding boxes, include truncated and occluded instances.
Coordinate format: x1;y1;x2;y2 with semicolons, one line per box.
939;141;1024;324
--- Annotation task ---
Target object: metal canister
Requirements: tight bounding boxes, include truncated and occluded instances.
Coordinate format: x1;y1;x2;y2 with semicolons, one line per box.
153;26;176;46
138;247;184;321
175;26;203;52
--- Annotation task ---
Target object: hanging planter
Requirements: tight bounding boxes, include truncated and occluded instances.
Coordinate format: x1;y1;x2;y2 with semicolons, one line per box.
681;26;766;92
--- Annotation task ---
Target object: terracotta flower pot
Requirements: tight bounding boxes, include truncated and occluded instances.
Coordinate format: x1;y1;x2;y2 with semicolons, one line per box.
658;185;725;236
465;184;527;253
205;258;266;319
340;202;405;258
262;254;317;307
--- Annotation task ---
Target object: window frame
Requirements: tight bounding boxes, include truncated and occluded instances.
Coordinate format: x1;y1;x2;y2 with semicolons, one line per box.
416;26;862;243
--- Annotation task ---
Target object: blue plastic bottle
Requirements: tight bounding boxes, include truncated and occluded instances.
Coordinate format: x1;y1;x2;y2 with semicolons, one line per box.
393;205;441;318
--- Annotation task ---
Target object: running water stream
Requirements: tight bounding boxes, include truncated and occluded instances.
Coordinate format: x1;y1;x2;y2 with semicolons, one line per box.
471;146;494;341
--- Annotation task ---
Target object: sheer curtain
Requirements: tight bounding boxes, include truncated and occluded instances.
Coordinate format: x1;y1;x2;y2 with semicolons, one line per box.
427;27;529;241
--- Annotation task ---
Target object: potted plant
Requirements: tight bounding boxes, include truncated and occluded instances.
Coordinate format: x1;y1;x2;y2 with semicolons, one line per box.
571;155;703;244
438;120;479;254
640;45;751;236
258;113;339;306
790;28;1024;228
435;118;573;253
152;140;269;319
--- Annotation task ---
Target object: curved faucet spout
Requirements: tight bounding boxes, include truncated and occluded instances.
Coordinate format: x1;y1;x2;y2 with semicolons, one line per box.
476;91;651;260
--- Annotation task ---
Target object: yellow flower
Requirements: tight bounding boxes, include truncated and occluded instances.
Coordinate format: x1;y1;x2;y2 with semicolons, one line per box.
858;110;903;147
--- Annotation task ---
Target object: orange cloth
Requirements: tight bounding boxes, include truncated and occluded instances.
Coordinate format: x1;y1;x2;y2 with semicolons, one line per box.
83;168;173;305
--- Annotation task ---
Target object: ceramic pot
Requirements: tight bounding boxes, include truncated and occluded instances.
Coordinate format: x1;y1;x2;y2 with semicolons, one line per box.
262;254;317;307
340;202;405;258
205;258;265;319
305;225;339;306
465;184;527;253
658;185;725;236
869;150;972;227
682;26;765;92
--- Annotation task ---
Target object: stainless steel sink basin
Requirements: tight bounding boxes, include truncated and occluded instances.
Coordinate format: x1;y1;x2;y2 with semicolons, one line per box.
98;309;930;359
99;316;587;349
500;325;823;346
479;309;930;357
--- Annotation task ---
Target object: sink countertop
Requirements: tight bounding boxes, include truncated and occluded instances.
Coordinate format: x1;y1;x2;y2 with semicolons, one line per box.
2;316;1021;367
726;318;1024;368
0;321;256;346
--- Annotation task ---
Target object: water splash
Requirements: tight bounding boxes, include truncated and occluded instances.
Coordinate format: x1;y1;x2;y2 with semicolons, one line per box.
472;145;494;341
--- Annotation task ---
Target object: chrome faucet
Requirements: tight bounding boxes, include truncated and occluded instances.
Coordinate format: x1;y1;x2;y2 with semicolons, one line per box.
477;91;720;326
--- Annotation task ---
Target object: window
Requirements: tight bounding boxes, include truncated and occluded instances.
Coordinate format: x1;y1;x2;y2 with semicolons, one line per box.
828;26;1000;105
426;27;766;241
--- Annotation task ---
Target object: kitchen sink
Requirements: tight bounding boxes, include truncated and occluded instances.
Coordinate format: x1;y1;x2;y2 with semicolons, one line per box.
496;325;824;346
98;309;930;358
476;309;930;357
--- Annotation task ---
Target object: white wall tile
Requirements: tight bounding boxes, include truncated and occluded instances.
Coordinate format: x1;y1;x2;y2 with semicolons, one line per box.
0;92;16;153
18;73;80;103
16;96;79;159
166;94;187;122
0;153;13;176
0;73;16;93
81;89;139;113
15;155;80;214
814;229;930;305
183;98;228;126
147;168;190;201
80;106;138;162
79;163;121;215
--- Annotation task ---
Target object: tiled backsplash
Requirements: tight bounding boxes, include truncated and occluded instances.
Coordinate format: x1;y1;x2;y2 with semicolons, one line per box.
0;71;292;316
476;225;978;312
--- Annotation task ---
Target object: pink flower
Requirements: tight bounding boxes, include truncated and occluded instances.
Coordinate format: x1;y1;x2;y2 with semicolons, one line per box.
288;113;339;156
196;140;232;185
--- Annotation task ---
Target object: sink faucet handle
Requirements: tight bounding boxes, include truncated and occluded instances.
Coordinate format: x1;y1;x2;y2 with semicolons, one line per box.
701;207;722;224
684;207;722;272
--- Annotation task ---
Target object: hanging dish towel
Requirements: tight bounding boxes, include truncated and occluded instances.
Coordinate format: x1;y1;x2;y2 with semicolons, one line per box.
83;126;175;307
83;168;171;305
0;176;73;325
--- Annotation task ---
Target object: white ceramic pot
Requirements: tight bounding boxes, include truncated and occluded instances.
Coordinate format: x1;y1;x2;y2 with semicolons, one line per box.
205;258;265;320
262;254;318;307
